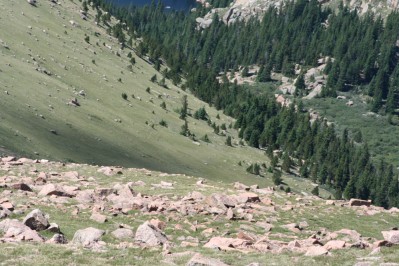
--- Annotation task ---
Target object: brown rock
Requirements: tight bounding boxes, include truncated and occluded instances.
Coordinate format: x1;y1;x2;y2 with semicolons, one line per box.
235;192;260;203
0;201;14;211
186;253;230;266
90;212;107;223
1;156;16;163
204;194;237;209
150;219;166;230
204;237;248;250
305;246;329;256
38;184;72;197
237;231;255;242
226;208;235;220
324;240;346;250
335;229;361;241
63;171;80;179
75;190;95;203
234;182;250;191
97;166;123;176
11;183;32;192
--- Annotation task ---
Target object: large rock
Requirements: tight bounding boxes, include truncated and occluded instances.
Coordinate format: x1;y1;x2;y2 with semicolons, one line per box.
204;194;237;209
135;221;168;246
111;228;134;239
46;234;68;244
23;209;49;231
235;193;260;203
0;219;44;242
11;183;32;192
72;227;105;246
324;240;346;250
90;212;107;223
382;230;399;244
349;199;372;207
305;246;329;256
204;237;248;250
186;253;230;266
38;184;72;197
75;190;95;203
97;167;123;176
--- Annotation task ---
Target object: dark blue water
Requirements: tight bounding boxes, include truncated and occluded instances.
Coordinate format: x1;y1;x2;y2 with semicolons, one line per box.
110;0;197;11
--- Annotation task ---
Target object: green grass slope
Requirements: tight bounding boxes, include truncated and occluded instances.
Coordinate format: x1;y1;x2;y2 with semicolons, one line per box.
0;0;312;190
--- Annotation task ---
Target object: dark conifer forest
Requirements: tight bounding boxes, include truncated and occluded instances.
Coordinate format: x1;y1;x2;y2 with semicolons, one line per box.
91;0;399;207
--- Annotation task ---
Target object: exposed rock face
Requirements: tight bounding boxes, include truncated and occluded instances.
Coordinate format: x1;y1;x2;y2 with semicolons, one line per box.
23;209;50;231
135;221;168;246
197;0;399;29
72;227;105;246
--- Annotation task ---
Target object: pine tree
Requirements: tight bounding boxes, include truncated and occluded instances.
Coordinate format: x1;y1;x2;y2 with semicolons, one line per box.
225;136;232;146
272;170;283;185
179;95;188;120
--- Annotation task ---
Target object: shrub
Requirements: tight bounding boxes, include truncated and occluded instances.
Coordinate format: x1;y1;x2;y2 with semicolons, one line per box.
201;134;210;143
146;87;151;93
159;119;168;127
194;107;208;120
121;93;128;100
84;35;90;43
160;101;166;109
311;186;319;196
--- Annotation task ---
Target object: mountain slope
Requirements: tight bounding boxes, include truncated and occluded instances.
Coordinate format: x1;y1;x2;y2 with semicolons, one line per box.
0;0;272;184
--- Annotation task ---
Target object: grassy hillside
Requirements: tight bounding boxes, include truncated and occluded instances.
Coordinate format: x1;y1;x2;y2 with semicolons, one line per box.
0;0;324;194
